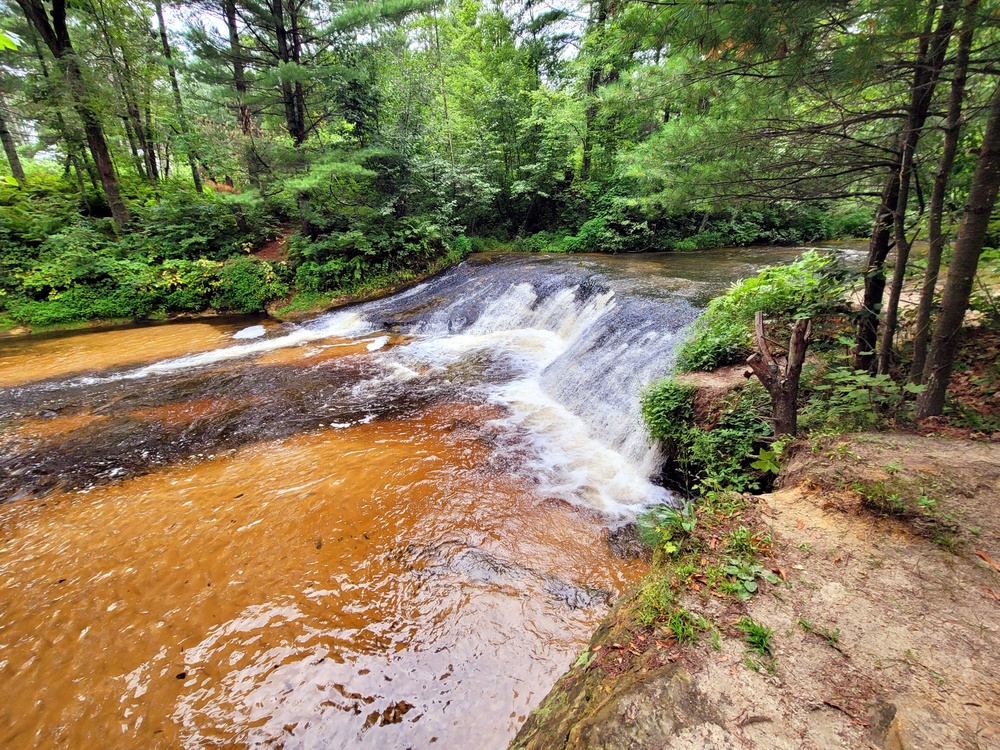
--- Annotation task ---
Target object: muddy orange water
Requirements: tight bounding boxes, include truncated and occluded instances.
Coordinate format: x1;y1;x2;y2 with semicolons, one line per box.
0;402;642;749
0;318;276;389
0;250;822;748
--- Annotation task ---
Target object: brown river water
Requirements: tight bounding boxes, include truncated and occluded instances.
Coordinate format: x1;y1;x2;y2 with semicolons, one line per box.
0;248;848;749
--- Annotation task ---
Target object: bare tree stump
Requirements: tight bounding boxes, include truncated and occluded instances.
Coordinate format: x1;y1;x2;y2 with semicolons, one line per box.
746;312;812;437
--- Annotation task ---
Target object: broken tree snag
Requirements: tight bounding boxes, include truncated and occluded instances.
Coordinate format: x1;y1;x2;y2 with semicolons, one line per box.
746;311;812;437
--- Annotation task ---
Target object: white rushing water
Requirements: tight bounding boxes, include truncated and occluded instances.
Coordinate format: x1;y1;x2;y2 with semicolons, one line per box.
56;255;707;515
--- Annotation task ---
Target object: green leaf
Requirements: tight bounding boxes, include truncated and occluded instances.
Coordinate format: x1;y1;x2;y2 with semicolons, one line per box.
3;176;18;186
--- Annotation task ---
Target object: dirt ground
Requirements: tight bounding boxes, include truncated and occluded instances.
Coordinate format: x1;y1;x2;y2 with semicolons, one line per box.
512;433;1000;749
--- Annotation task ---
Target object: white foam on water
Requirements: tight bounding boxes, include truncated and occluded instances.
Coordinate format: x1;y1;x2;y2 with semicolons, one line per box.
232;325;267;340
76;311;372;384
486;378;672;515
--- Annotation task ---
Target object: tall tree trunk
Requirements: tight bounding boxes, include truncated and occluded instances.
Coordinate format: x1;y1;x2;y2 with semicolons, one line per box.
93;8;155;185
916;79;1000;418
853;0;939;370
0;93;25;185
16;0;129;226
143;99;159;182
271;0;304;145
155;0;202;192
68;152;87;199
28;25;85;190
911;0;978;382
878;0;960;375
223;0;259;184
122;48;158;183
120;114;147;179
580;0;609;183
431;9;455;175
289;0;306;139
852;173;900;370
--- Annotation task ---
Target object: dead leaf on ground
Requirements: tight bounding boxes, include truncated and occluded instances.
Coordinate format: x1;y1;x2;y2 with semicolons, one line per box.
975;549;1000;573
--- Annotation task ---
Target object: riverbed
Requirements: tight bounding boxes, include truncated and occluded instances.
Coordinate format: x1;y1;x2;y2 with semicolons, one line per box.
0;248;816;749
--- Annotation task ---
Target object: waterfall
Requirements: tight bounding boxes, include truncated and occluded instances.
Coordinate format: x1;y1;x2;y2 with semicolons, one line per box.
16;254;703;516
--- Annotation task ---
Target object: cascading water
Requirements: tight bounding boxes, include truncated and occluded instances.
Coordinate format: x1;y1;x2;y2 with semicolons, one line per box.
0;248;812;750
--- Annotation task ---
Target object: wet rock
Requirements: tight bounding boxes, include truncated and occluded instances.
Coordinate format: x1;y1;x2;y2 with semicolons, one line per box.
513;664;737;750
448;303;479;332
606;523;650;562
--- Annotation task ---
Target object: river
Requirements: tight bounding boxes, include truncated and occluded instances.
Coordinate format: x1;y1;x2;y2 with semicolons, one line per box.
0;248;823;749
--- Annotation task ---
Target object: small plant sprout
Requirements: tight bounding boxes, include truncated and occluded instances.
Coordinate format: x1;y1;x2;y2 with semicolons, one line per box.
736;616;773;656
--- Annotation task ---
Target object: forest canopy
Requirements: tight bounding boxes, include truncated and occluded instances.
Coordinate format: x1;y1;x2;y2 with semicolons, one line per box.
1;0;1000;416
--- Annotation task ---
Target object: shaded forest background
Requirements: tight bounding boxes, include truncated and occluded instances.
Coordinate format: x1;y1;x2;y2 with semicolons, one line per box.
1;0;1000;416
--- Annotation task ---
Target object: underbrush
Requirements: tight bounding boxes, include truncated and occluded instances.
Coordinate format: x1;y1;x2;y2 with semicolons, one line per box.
0;173;472;327
510;203;870;255
630;488;783;670
642;379;773;493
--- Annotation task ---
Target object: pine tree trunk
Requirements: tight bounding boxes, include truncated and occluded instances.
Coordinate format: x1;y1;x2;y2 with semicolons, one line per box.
854;0;939;371
911;0;978;382
223;0;259;184
878;0;960;375
155;0;202;192
120;114;147;179
16;0;130;226
271;0;305;145
916;79;1000;418
122;50;158;184
580;0;610;182
852;174;899;371
0;93;25;184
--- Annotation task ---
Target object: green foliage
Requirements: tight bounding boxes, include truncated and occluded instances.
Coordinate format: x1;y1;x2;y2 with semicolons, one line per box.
637;502;697;554
801;365;925;432
721;559;779;600
724;526;772;560
636;576;677;627
642;380;772;492
636;578;709;642
0;175;292;325
677;251;848;371
211;258;289;313
641;380;695;445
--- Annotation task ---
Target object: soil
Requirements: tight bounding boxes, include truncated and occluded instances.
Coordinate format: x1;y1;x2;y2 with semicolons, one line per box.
253;228;295;261
512;433;1000;749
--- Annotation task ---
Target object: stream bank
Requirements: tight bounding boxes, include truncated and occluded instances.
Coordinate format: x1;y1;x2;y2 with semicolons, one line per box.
512;390;1000;750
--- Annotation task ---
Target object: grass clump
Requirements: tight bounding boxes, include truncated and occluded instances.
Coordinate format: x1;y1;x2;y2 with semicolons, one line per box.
736;616;773;656
796;618;841;647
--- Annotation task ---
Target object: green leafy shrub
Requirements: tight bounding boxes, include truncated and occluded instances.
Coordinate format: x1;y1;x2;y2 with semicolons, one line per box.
642;379;772;492
156;259;223;311
677;251;848;371
801;365;924;432
641;380;696;445
212;258;289;313
637;502;697;554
